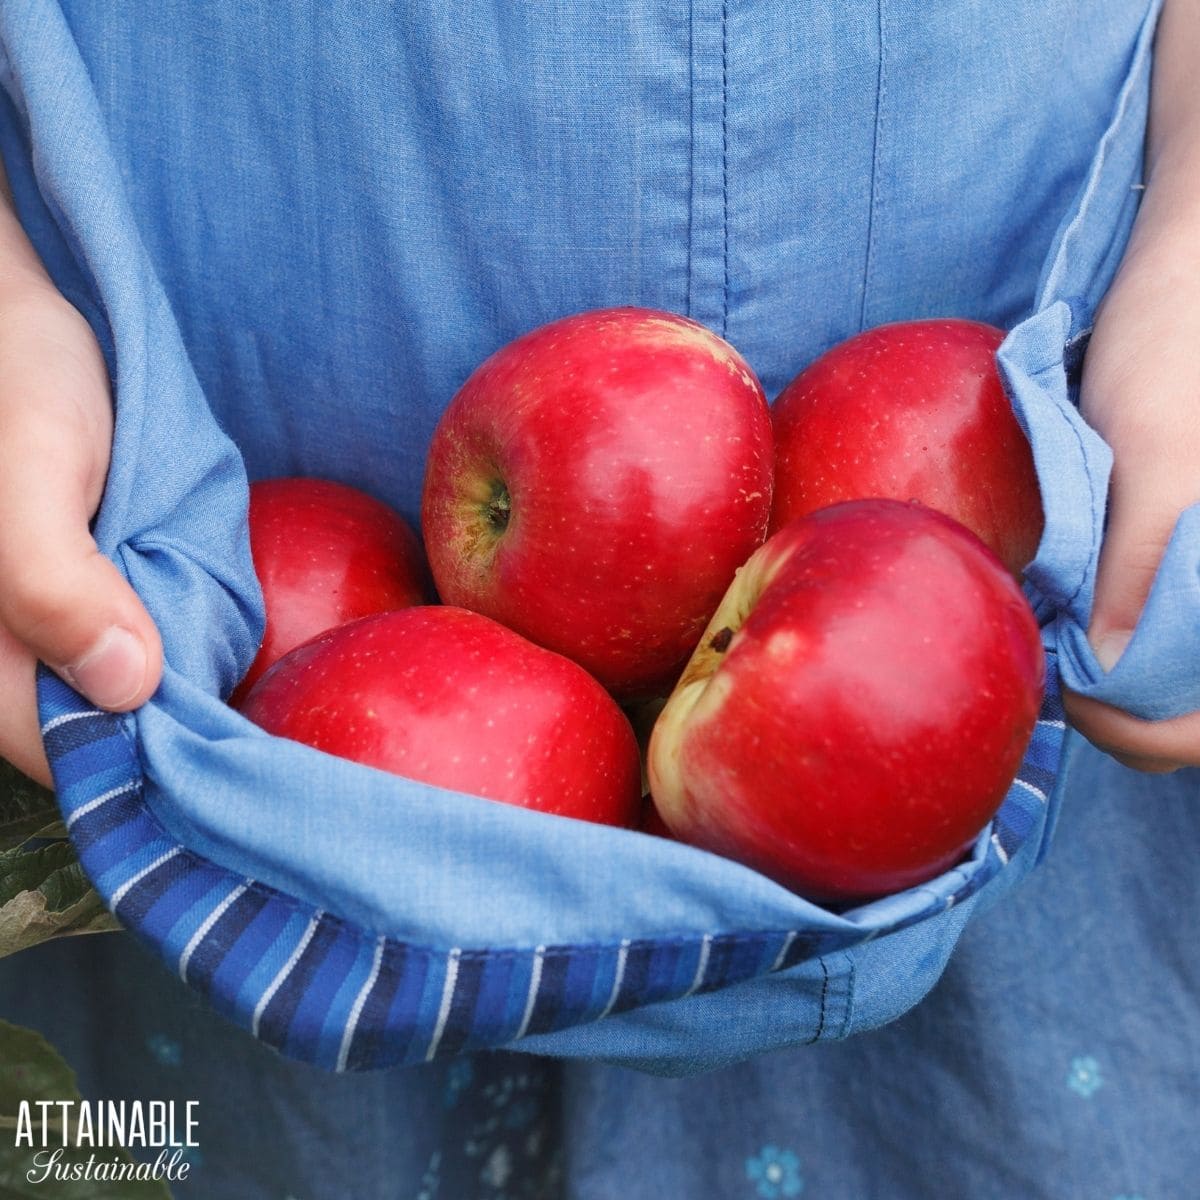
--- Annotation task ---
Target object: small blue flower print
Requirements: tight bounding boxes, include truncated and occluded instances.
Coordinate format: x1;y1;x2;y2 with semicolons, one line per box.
502;1095;541;1131
416;1150;442;1200
1067;1055;1103;1098
443;1058;475;1108
483;1073;518;1108
480;1143;512;1190
745;1145;803;1198
145;1032;182;1067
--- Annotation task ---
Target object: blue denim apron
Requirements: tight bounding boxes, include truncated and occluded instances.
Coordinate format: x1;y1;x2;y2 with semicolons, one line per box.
2;0;1197;1195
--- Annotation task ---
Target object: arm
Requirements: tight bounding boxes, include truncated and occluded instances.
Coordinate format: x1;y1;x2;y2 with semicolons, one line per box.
0;159;161;786
1063;0;1200;768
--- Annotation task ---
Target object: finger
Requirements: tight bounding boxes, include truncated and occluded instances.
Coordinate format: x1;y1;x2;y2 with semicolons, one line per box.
1078;263;1200;658
1068;433;1200;770
0;298;162;710
1106;752;1179;775
1062;687;1200;772
1086;446;1200;666
0;621;50;787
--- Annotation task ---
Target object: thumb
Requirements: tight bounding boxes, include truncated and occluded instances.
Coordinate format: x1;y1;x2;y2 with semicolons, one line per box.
0;535;162;711
0;301;162;711
1064;458;1200;768
1061;462;1200;769
1086;459;1193;670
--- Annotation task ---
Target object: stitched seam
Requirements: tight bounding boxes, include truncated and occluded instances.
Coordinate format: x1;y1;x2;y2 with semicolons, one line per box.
860;0;886;330
1058;386;1102;614
1035;0;1159;308
720;0;729;338
809;956;832;1043
838;952;857;1039
686;0;695;318
57;697;858;965
115;710;143;780
1019;347;1099;615
84;807;833;960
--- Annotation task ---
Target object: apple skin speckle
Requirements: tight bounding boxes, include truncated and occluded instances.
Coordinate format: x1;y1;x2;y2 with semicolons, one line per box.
240;606;642;828
770;319;1043;579
649;500;1044;904
230;477;430;707
421;307;774;699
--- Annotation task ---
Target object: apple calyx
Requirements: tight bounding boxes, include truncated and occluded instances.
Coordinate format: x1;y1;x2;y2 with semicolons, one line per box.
446;470;514;570
422;307;776;696
483;479;511;534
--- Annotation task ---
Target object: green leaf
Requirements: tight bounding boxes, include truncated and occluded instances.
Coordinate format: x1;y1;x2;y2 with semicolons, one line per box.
0;843;78;907
0;761;59;854
0;851;119;961
25;821;69;844
0;761;119;960
36;861;108;921
0;1021;174;1198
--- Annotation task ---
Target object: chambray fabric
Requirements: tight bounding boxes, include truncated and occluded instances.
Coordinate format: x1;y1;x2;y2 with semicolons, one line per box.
0;0;1179;1073
0;0;1193;1154
2;0;1198;1195
3;734;1196;1199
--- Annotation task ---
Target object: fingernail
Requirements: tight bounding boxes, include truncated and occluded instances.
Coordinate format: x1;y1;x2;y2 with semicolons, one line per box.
64;627;148;709
1092;629;1132;672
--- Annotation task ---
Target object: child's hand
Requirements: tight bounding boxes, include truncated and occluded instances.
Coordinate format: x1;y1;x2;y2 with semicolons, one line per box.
0;175;162;788
1063;223;1200;771
1061;0;1200;771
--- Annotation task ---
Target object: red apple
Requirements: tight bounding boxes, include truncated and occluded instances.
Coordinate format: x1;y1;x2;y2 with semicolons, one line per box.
770;319;1043;576
421;307;774;698
230;477;429;707
240;606;641;827
648;500;1044;903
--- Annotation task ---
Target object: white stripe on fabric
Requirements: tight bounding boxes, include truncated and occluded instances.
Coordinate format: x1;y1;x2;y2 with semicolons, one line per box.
425;948;462;1062
40;709;103;736
1012;777;1048;804
771;930;798;973
598;938;631;1020
178;882;249;981
683;934;713;997
109;847;182;910
991;831;1011;865
252;912;323;1037
65;780;138;829
336;936;386;1072
513;945;547;1042
1039;718;1066;730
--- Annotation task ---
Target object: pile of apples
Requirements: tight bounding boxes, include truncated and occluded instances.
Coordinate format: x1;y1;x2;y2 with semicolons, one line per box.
237;308;1045;905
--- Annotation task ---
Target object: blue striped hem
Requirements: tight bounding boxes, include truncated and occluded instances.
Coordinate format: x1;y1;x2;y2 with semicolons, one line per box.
37;655;1064;1069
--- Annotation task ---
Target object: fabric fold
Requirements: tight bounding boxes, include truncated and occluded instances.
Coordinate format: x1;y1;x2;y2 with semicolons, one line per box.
1;0;1172;1073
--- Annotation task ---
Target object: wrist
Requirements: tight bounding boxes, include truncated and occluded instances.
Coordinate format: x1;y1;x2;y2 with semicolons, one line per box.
1132;169;1200;262
0;273;71;321
0;284;96;371
1080;204;1200;452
